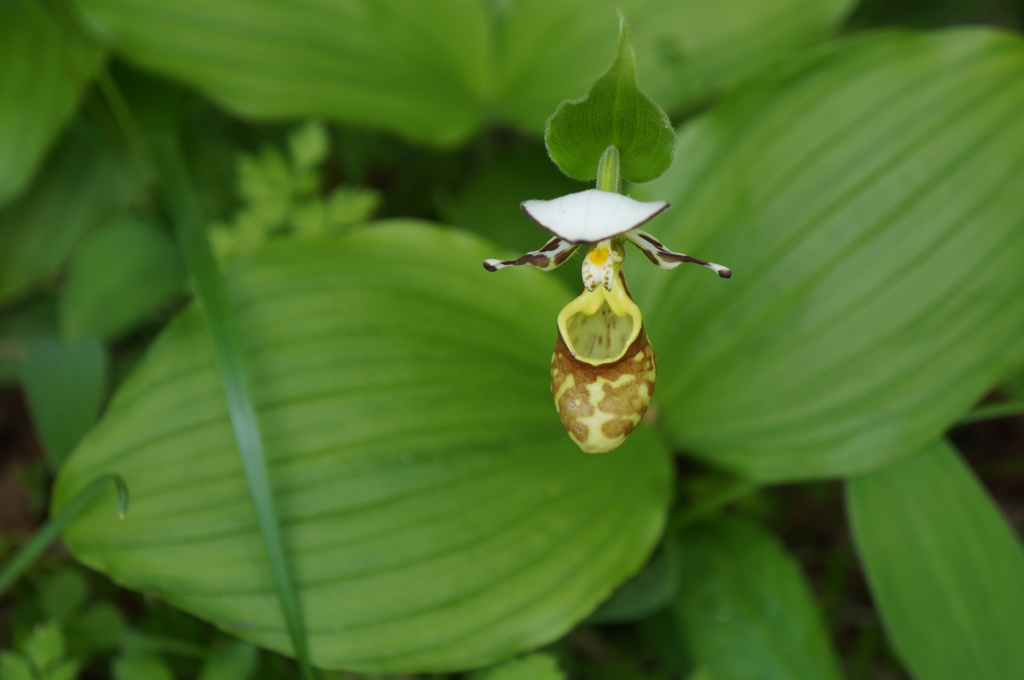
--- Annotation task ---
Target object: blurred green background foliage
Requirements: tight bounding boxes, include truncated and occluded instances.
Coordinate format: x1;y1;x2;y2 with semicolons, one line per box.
2;0;1024;679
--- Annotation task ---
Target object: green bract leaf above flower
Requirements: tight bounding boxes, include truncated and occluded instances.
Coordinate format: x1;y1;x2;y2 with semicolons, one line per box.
544;18;675;184
53;223;672;672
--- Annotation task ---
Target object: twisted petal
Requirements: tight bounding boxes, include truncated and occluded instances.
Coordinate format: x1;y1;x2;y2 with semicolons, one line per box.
625;229;732;278
482;236;581;272
522;189;669;243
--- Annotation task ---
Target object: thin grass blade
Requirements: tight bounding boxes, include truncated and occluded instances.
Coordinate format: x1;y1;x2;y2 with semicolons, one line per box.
152;136;313;680
0;474;126;597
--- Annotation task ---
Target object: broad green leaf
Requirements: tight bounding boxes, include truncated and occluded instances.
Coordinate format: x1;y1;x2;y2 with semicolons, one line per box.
473;653;565;680
20;337;106;468
545;18;674;184
847;440;1024;680
673;518;843;680
631;29;1024;480
53;222;672;673
620;0;855;113
496;0;855;132
59;217;185;341
0;119;142;305
72;0;490;147
0;0;104;206
69;0;852;147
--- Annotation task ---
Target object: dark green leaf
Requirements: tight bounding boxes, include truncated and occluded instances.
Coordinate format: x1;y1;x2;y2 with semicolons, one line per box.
632;29;1024;480
545;18;674;183
847;440;1024;680
53;223;672;672
40;569;88;623
673;518;843;680
20;337;106;468
59;217;185;340
0;118;143;305
588;537;679;624
64;602;126;658
640;609;693;676
0;295;58;386
0;0;104;205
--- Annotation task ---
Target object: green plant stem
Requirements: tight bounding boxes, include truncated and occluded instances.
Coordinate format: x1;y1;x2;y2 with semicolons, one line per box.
152;136;314;680
671;479;758;531
596;145;621;193
0;474;127;597
54;0;150;174
957;399;1024;425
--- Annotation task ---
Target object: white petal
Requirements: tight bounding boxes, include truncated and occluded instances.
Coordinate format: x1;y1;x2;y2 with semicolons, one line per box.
521;189;669;243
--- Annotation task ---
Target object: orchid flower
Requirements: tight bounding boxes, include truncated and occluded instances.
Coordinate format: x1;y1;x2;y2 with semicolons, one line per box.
483;188;730;453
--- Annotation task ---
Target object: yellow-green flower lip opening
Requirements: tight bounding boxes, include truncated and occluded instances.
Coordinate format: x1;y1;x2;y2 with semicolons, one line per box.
551;265;656;453
557;269;643;366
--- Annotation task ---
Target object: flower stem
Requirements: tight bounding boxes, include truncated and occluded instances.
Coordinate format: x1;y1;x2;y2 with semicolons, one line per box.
596;145;621;194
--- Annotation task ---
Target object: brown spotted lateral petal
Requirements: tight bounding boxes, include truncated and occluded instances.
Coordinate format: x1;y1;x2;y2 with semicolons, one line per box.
483;189;730;452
